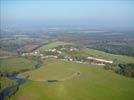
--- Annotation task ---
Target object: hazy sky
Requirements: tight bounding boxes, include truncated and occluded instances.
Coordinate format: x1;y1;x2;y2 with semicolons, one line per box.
0;0;134;29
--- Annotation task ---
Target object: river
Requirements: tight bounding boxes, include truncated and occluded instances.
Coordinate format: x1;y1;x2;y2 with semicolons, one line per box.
0;58;43;100
0;74;26;100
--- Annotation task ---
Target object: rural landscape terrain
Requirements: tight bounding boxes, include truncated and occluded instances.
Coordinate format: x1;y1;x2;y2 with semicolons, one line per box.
0;0;134;100
0;27;134;100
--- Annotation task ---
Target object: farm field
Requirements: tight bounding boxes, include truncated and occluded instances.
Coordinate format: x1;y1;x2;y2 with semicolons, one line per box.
84;48;134;64
0;57;36;73
37;41;73;52
11;58;134;100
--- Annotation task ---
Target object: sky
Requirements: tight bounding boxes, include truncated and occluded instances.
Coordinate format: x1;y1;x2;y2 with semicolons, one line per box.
0;0;134;30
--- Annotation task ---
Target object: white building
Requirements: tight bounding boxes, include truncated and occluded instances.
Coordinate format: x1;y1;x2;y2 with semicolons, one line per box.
87;56;113;64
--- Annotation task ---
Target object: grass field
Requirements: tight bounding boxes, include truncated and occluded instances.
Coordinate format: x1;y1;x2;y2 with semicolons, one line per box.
84;48;134;63
37;41;72;52
11;59;134;100
72;48;134;64
0;57;36;73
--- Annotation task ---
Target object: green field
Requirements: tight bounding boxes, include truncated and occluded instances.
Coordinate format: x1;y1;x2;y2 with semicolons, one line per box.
37;41;72;52
72;48;134;64
11;59;134;100
84;48;134;63
0;57;36;73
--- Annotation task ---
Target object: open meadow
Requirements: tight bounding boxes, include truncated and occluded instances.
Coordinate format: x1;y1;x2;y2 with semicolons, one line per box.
37;41;73;52
0;57;36;73
11;58;134;100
